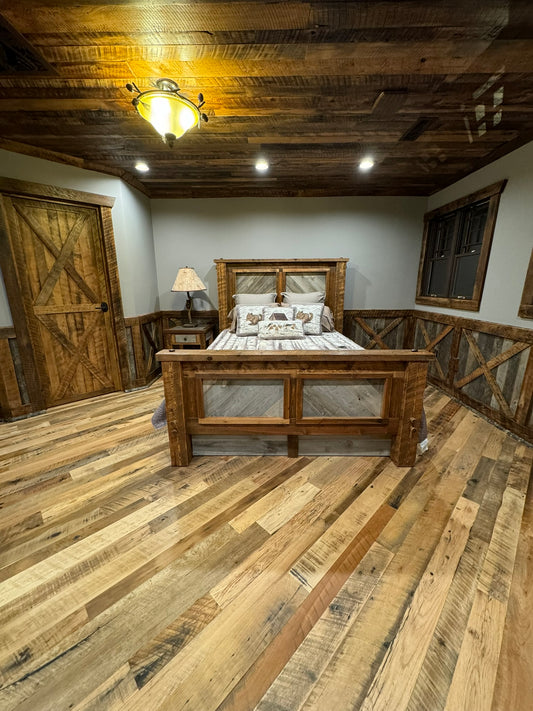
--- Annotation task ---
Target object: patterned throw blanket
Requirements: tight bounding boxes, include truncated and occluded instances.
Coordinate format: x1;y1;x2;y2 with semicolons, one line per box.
210;329;364;351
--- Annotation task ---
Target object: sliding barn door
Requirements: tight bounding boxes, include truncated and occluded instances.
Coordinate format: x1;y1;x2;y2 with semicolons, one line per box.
2;195;122;407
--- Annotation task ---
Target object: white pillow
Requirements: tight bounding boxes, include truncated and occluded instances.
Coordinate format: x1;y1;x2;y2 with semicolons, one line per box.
262;305;295;322
233;292;277;305
321;305;336;332
292;303;324;335
236;305;264;336
282;291;325;304
230;303;334;332
257;319;305;340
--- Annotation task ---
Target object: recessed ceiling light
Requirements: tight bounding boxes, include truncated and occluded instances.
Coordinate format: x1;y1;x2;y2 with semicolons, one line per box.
135;161;150;172
255;158;269;172
359;157;375;171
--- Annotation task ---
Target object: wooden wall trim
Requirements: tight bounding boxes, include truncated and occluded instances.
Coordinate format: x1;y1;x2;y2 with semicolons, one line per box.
99;205;130;390
0;327;16;339
414;310;533;343
0;176;115;208
124;311;161;326
0;196;46;412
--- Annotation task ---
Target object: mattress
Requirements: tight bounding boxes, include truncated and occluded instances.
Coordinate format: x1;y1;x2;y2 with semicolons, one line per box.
209;329;365;351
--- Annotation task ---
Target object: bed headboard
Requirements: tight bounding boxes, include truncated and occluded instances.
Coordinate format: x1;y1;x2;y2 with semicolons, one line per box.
214;258;348;332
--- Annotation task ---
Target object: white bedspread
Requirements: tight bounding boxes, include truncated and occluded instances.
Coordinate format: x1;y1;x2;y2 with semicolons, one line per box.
209;329;364;351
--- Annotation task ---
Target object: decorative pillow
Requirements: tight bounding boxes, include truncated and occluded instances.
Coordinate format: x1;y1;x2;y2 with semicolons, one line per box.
281;291;325;304
227;307;238;332
257;319;305;340
236;305;265;335
292;303;324;335
233;292;277;305
321;305;336;332
262;305;295;322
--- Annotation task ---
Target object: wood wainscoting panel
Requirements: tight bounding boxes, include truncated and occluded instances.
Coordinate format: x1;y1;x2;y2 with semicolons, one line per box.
346;310;532;443
344;311;412;350
124;312;163;389
0;328;33;419
413;318;456;384
413;311;533;443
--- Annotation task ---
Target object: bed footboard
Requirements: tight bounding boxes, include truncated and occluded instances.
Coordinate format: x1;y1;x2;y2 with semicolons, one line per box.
156;349;434;467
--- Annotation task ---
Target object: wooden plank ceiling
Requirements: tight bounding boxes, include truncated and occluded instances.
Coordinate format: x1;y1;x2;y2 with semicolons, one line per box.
0;1;532;198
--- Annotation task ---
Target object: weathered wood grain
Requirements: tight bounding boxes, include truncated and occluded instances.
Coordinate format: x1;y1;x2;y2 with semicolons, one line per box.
360;497;478;711
0;380;531;711
0;4;532;197
490;448;533;711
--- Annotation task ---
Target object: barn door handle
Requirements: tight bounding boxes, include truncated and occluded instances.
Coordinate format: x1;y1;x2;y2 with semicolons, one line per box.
96;302;109;313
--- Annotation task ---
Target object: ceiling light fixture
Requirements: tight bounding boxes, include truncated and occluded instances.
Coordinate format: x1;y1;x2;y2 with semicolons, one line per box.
359;157;375;172
126;78;208;148
255;158;269;172
135;161;150;172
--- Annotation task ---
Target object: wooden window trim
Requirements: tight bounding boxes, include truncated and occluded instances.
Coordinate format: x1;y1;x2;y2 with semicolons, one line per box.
416;180;507;311
518;249;533;319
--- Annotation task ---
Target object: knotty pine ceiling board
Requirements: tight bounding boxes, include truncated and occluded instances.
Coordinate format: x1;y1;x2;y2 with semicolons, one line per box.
0;1;532;198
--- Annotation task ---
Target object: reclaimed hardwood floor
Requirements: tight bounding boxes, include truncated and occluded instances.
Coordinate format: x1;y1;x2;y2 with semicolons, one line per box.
0;380;531;711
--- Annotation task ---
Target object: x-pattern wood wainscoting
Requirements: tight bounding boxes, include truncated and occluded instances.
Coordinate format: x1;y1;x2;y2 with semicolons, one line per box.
2;308;531;447
344;310;533;444
0;381;531;710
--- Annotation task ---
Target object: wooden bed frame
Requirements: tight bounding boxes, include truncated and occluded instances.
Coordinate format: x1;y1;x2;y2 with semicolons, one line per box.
215;257;348;332
157;258;434;467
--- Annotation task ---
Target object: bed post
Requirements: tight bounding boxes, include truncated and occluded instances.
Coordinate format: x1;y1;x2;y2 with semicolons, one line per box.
390;361;428;467
162;360;192;466
216;260;229;331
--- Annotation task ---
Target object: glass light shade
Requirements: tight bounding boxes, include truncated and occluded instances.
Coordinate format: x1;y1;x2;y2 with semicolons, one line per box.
136;91;200;140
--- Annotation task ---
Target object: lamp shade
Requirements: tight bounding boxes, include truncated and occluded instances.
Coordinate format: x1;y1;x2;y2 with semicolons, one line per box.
171;267;206;292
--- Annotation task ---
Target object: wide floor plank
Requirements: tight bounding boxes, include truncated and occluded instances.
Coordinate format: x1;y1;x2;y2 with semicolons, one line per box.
0;380;531;711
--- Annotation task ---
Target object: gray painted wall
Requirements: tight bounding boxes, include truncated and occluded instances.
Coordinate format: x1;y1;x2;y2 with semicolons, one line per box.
0;149;158;326
151;196;427;312
426;140;533;328
1;139;532;331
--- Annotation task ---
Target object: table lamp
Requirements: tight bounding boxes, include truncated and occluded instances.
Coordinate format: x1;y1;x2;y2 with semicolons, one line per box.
171;266;206;324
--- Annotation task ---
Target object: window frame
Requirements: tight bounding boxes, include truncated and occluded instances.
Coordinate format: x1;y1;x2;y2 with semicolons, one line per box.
518;248;533;319
416;180;506;311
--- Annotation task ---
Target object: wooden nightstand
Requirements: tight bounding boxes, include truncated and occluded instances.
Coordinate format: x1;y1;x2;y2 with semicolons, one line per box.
163;322;215;349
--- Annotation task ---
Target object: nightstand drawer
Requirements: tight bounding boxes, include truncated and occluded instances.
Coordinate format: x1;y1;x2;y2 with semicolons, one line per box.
172;334;199;344
163;322;214;349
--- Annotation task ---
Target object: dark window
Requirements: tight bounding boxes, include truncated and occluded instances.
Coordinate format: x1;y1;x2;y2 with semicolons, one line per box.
416;181;506;311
